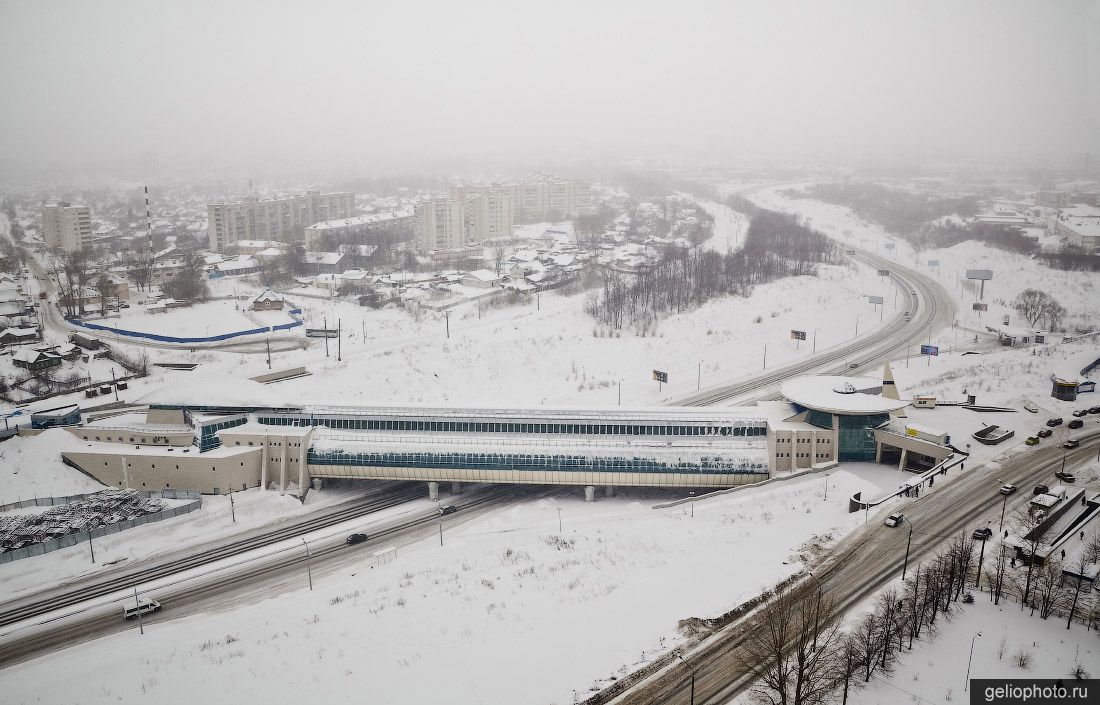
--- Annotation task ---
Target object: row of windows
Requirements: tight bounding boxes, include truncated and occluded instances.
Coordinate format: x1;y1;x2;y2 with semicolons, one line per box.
776;437;832;444
260;416;765;438
309;449;768;475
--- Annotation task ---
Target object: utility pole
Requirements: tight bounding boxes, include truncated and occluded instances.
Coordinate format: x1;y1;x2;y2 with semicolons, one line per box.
266;339;271;369
323;317;329;357
697;362;701;391
763;343;767;370
87;530;95;563
337;318;342;362
229;491;236;523
111;368;118;401
812;328;817;354
902;523;913;580
617;380;621;406
444;310;450;339
557;508;562;533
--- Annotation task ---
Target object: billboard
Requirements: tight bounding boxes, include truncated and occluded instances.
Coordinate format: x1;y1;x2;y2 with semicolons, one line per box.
868;295;884;304
927;259;939;267
966;269;993;280
972;302;988;311
920;344;939;356
884;243;895;250
877;269;890;276
790;330;807;341
652;370;668;383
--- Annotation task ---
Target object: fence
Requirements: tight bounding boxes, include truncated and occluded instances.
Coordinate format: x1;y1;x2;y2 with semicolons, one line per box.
65;317;302;344
0;489;202;564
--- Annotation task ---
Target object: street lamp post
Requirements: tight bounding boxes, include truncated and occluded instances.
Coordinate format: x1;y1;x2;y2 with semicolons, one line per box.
996;478;1009;532
855;314;861;338
302;538;313;591
557;508;562;533
902;518;915;581
677;654;696;705
964;632;982;691
689;491;695;518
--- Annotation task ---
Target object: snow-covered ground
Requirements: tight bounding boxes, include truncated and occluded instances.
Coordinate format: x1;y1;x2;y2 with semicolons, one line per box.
845;592;1099;705
1;463;910;705
77;298;296;338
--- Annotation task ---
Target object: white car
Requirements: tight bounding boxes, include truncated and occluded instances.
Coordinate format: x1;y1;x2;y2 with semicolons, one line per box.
884;513;904;528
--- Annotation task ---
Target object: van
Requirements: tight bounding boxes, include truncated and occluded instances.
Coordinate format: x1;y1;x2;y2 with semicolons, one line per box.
123;598;161;620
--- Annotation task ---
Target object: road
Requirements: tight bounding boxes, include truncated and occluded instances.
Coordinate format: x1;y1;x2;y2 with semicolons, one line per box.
0;484;535;667
674;248;956;407
0;481;421;629
603;430;1100;705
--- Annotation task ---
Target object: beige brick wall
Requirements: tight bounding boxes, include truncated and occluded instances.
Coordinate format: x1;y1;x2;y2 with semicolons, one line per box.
63;448;262;494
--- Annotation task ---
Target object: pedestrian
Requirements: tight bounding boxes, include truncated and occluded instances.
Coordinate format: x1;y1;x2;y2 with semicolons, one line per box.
1011;558;1016;568
1061;549;1066;560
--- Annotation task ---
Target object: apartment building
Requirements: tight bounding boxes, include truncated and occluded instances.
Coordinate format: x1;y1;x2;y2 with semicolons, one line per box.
1054;205;1100;254
302;209;414;250
452;177;591;224
41;203;93;252
414;199;465;252
207;190;354;252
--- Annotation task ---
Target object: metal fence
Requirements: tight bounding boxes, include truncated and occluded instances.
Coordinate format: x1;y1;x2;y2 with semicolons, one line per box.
0;489;201;564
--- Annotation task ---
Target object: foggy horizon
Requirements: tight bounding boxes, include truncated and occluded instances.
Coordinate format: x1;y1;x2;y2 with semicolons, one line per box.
2;0;1099;179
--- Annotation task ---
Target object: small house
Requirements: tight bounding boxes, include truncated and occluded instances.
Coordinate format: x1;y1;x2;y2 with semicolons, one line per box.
249;289;285;311
460;269;502;289
13;347;62;371
0;326;39;346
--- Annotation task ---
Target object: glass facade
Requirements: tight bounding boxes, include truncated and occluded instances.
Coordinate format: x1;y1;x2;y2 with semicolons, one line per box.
837;413;889;461
309;448;768;476
197;417;248;451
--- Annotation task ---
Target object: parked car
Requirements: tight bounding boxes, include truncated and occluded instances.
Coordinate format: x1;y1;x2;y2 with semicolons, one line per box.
438;505;458;516
1068;419;1084;429
1063;439;1080;449
1046;417;1063;427
1023;402;1038;413
1055;471;1076;483
1037;428;1053;438
972;527;993;540
1089;406;1100;415
1024;436;1039;446
1033;484;1049;496
884;513;904;528
346;533;368;545
1000;484;1017;495
1072;409;1088;417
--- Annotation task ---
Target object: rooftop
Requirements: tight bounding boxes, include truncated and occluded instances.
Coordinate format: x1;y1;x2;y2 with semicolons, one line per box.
780;374;909;415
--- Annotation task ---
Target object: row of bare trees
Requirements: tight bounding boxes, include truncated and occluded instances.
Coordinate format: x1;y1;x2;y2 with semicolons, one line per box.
585;209;839;330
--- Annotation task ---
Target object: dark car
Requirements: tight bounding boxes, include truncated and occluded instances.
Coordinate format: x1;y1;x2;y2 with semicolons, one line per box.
1068;419;1083;429
1072;409;1088;417
438;505;458;515
1046;418;1063;427
1033;484;1049;496
1000;484;1017;495
972;527;993;540
1055;471;1076;483
1063;439;1080;449
1089;406;1100;415
346;533;368;545
1037;428;1053;438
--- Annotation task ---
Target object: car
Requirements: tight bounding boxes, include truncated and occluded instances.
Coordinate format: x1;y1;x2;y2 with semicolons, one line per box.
1089;406;1100;415
1023;402;1038;413
904;312;911;321
1033;484;1049;496
119;303;130;309
999;484;1017;495
123;598;161;620
972;527;993;540
1068;419;1084;429
1024;436;1039;445
1063;439;1080;449
345;533;368;545
1073;409;1088;417
848;362;859;369
1046;418;1063;427
884;513;904;528
439;505;458;515
1055;471;1076;483
1037;428;1053;438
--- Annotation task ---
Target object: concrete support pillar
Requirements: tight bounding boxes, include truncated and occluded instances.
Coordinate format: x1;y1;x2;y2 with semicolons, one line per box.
898;448;908;472
451;481;464;495
428;481;439;502
604;485;614;497
260;435;269;490
584;485;596;502
874;442;883;464
297;437;308;496
279;438;288;495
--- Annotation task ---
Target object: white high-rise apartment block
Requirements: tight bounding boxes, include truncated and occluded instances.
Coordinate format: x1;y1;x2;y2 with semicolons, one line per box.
207;190;354;252
414;199;465;252
41;203;93;252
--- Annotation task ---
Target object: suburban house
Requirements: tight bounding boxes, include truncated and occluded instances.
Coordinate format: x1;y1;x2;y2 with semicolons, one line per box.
460;269;502;288
249;289;285;311
13;346;62;371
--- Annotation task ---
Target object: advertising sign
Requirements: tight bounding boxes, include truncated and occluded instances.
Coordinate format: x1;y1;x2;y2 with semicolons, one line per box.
972;302;988;311
868;295;884;305
790;330;807;341
920;344;939;356
965;269;993;280
877;269;890;276
927;260;939;267
652;370;668;383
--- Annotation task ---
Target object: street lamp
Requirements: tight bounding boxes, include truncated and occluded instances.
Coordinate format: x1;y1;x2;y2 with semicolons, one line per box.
902;516;915;581
688;491;695;518
996;478;1009;533
302;538;313;591
855;314;861;338
677;653;696;705
964;632;982;691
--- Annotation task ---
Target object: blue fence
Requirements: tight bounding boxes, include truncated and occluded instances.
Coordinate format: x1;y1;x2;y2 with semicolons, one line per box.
66;317;302;344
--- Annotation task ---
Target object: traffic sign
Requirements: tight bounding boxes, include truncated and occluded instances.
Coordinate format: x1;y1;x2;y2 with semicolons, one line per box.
652;370;668;383
790;330;807;341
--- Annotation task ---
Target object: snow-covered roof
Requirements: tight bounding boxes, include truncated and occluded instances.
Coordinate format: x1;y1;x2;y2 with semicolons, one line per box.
304;252;345;266
216;256;259;272
0;326;37;338
463;269;501;282
780;375;909;415
250;289;283;304
304;210;414;231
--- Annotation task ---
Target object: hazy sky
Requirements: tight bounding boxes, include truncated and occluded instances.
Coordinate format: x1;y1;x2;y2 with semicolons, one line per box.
2;0;1098;176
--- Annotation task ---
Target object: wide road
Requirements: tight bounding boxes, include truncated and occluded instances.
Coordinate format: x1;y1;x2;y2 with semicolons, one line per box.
0;484;535;667
601;430;1100;705
0;481;421;628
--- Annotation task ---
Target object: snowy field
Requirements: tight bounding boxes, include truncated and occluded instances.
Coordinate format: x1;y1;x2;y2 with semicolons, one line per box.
1;464;910;705
76;298;296;338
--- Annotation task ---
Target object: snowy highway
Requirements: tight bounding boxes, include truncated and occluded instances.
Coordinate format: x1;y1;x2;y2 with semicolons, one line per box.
600;429;1100;705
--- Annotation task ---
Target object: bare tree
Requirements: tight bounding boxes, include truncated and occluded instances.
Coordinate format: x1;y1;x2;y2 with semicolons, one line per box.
1012;288;1061;328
